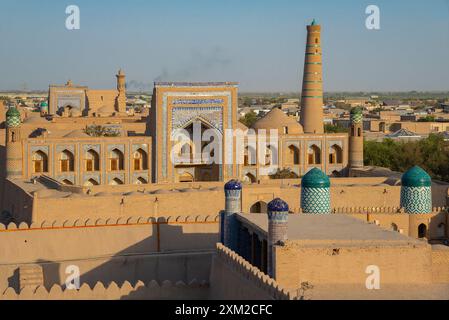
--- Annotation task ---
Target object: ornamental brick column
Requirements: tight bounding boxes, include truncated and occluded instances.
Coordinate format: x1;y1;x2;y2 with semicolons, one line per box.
221;180;242;250
300;19;324;134
267;198;289;278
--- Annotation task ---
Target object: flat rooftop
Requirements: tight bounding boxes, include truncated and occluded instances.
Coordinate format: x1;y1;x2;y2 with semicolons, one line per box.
236;213;424;246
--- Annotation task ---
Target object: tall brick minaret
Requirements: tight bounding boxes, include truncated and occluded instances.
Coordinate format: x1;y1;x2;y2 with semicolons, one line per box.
300;19;324;134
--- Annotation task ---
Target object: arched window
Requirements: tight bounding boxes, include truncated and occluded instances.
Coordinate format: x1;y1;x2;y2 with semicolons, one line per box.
286;145;300;165
315;38;319;44
109;149;124;171
391;223;398;232
85;149;100;172
418;224;427;238
250;201;268;214
59;150;74;172
32;151;48;173
133;149;148;171
329;144;343;164
358;128;362;136
308;145;321;165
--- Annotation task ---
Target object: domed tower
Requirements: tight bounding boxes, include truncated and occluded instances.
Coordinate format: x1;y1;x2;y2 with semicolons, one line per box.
221;180;242;250
40;101;48;116
301;168;331;214
349;107;364;169
116;69;126;113
400;166;432;214
5;106;23;179
267;198;289;278
300;19;324;134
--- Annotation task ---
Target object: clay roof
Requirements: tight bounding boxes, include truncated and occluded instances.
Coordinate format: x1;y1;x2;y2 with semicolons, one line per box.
252;108;303;134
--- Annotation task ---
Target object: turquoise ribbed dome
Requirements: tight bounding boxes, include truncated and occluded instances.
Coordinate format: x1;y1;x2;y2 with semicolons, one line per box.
302;168;330;188
401;166;431;187
40;101;48;107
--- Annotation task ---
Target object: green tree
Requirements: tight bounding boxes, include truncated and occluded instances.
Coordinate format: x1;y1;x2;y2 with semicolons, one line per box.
269;168;299;179
324;124;348;133
239;111;258;128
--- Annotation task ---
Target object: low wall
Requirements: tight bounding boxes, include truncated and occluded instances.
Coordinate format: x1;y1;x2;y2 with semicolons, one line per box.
431;245;449;283
209;243;291;300
1;279;209;300
0;215;219;291
274;240;433;290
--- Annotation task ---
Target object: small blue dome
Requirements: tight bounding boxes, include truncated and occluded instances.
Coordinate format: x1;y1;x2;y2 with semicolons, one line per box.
401;166;431;187
268;198;289;212
224;179;242;191
302;168;330;188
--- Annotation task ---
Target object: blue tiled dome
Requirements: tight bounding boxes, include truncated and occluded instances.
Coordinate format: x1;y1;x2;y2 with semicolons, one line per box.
268;198;289;212
401;166;431;187
224;179;242;191
302;168;330;188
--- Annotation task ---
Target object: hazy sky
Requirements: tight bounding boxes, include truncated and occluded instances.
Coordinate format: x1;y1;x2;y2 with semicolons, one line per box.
1;0;449;92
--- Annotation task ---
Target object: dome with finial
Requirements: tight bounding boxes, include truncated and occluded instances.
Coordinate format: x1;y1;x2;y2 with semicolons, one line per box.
401;166;431;187
311;19;317;26
224;179;242;191
268;198;289;212
302;168;330;188
6;106;21;127
350;107;363;123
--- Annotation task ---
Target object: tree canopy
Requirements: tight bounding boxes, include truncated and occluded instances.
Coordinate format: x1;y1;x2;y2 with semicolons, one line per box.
364;134;449;182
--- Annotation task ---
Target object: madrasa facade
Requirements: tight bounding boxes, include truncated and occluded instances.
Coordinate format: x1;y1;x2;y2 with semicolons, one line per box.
2;20;357;188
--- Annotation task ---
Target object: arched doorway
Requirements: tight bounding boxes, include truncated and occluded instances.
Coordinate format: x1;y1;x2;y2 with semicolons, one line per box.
59;150;75;172
308;145;321;165
329;144;343;164
133;149;148;170
418;223;427;238
109;149;124;171
286;145;300;165
85;149;100;172
391;223;398;232
250;201;268;214
32;150;48;173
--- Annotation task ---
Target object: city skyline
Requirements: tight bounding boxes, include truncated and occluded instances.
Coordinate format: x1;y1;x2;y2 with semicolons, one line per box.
0;0;449;92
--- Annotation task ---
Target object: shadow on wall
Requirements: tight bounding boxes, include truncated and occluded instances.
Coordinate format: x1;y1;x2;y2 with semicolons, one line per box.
29;223;218;292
